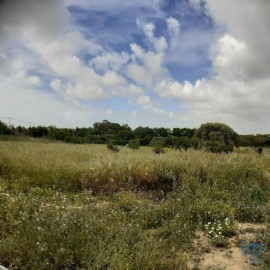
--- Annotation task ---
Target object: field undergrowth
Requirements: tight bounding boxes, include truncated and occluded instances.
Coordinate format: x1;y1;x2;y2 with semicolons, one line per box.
0;140;270;269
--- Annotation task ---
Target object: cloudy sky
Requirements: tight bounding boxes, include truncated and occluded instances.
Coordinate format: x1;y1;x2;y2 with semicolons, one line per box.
0;0;270;133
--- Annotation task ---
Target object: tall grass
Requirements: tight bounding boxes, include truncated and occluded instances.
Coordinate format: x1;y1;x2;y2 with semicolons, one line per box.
0;140;269;269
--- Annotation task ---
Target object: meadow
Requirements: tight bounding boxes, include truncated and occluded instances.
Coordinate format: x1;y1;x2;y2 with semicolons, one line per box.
0;140;270;269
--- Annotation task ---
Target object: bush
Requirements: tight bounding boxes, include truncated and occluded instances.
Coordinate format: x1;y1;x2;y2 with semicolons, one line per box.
196;123;238;153
149;137;166;148
205;134;234;153
173;136;191;151
128;140;140;150
107;141;120;152
153;145;165;154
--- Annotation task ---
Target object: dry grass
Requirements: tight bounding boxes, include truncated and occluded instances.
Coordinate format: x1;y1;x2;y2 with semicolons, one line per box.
0;140;269;269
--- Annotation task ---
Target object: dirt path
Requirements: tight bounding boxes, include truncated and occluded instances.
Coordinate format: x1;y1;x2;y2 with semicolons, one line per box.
188;223;267;270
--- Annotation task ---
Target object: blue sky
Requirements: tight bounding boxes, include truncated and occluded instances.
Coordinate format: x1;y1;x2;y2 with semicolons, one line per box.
0;0;270;133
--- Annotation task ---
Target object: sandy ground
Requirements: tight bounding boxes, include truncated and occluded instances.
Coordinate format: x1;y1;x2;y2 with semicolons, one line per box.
188;223;267;270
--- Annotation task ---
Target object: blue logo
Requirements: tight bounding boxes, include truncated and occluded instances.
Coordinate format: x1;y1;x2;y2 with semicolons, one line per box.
240;240;264;265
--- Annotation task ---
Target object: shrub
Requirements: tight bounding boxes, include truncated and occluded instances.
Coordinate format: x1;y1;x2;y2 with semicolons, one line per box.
107;141;120;152
173;136;191;151
153;145;165;154
128;140;140;150
149;137;166;148
195;123;238;153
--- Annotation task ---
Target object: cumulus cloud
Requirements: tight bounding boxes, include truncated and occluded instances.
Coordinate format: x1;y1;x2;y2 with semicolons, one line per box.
136;20;168;52
64;0;163;14
1;0;269;132
127;43;168;86
166;17;181;49
151;0;270;132
136;95;151;108
0;0;147;102
166;17;181;38
0;75;104;127
188;0;203;12
0;0;175;126
0;0;68;46
90;52;129;72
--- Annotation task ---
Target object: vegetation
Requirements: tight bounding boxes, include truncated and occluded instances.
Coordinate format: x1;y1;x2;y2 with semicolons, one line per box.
195;123;238;153
0;140;270;269
107;140;120;153
1;120;269;150
127;139;140;150
152;145;165;154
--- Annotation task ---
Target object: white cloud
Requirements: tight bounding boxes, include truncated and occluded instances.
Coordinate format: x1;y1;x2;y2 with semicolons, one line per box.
149;0;270;133
166;17;181;38
64;0;163;14
106;109;113;115
136;95;151;108
0;53;9;71
206;0;270;80
128;85;144;95
0;0;68;46
188;0;203;12
127;43;168;86
132;110;138;118
0;76;103;128
27;76;42;87
1;0;270;132
149;107;176;119
90;52;129;72
136;20;168;52
50;79;62;93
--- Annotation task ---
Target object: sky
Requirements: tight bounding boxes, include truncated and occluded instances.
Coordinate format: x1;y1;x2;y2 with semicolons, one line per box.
0;0;270;134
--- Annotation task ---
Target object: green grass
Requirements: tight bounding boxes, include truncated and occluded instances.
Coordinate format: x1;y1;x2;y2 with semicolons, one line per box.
0;140;270;269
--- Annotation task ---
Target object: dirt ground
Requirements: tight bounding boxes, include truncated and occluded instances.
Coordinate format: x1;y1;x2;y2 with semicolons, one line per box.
188;223;267;270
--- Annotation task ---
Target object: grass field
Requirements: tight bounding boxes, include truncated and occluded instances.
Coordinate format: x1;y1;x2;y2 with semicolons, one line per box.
1;140;270;269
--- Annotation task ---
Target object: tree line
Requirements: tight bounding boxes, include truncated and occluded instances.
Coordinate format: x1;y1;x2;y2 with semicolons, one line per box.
0;120;269;152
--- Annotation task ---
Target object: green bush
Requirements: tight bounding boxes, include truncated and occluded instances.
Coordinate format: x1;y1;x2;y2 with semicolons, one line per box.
174;136;191;151
196;123;238;153
149;137;166;148
153;145;165;154
107;141;120;152
128;140;140;150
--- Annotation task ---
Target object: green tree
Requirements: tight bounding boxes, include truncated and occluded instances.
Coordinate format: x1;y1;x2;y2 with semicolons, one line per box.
0;121;11;135
174;136;191;151
172;128;181;137
172;128;195;138
195;123;238;153
134;127;154;146
157;127;169;137
128;140;140;150
149;137;167;147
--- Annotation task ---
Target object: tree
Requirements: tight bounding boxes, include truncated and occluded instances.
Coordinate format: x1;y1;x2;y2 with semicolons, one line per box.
195;123;238;153
128;140;140;150
190;136;201;150
172;128;181;137
149;137;167;147
172;127;195;138
174;136;191;151
157;127;169;137
93;120;122;135
134;127;154;146
0;121;11;135
28;126;48;138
